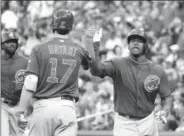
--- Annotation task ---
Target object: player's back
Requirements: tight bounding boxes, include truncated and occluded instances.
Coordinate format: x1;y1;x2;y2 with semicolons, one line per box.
27;36;90;101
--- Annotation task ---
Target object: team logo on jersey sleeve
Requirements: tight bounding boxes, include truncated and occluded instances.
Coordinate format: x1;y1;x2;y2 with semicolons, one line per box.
14;69;26;90
144;75;160;92
15;69;26;83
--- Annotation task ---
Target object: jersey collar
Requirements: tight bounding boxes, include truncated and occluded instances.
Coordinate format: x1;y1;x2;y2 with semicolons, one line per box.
54;33;69;39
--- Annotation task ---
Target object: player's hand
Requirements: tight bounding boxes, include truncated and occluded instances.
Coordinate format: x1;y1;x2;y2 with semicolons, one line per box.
8;106;28;130
17;114;28;130
93;28;102;42
155;110;168;124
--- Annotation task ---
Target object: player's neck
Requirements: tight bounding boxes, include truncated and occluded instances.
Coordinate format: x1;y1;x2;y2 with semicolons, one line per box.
54;33;69;39
129;55;148;64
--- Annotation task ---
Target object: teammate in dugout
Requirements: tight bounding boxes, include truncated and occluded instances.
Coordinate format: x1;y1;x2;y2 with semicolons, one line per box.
11;9;92;136
1;29;28;136
90;28;173;136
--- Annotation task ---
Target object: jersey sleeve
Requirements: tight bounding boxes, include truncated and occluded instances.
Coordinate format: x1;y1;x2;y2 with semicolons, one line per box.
26;47;39;76
100;60;116;78
158;70;172;98
80;48;92;70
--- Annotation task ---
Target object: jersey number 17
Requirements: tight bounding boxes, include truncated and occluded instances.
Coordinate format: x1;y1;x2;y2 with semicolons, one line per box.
47;58;77;83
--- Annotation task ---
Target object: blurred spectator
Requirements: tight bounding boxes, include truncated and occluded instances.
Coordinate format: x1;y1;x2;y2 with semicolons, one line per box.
2;10;18;29
105;31;123;50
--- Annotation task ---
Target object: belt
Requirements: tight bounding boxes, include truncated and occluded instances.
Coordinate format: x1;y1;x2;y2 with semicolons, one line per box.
60;95;76;102
118;112;145;120
1;97;16;106
36;96;76;102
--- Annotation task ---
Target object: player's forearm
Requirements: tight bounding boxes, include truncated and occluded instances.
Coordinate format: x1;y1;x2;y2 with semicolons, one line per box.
161;95;172;112
90;41;103;76
17;86;34;112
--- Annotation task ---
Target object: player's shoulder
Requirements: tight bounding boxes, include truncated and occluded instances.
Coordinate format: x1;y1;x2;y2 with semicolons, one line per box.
108;57;127;68
110;56;127;64
149;61;164;71
72;40;88;55
72;39;85;50
31;43;43;51
19;55;28;62
149;61;165;76
32;37;55;51
13;53;28;67
16;52;28;61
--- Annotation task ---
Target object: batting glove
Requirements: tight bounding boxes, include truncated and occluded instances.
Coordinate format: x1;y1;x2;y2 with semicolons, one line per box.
155;110;168;124
93;28;102;42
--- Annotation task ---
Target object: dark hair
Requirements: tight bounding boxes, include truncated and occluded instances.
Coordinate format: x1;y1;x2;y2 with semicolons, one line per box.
53;29;71;35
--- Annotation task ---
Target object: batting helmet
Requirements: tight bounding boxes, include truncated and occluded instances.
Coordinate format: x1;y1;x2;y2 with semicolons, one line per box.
1;30;18;44
127;28;148;53
52;9;74;30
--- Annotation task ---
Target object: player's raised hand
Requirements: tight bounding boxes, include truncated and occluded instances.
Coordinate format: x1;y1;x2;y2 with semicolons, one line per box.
93;28;102;42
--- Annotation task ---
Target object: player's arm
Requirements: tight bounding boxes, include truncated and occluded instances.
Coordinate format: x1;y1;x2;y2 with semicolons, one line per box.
16;74;38;112
159;71;172;111
9;74;38;130
90;29;115;78
161;93;172;113
13;47;40;114
156;70;172;123
80;48;92;70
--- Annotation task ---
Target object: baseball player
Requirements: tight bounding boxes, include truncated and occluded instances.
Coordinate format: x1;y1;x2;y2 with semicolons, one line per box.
1;29;28;136
11;9;92;136
90;28;172;136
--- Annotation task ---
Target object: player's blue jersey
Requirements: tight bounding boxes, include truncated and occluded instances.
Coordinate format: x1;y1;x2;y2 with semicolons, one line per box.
27;36;91;101
1;53;28;105
96;57;171;118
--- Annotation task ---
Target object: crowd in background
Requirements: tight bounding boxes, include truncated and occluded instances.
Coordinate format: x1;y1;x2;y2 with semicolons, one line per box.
1;1;184;132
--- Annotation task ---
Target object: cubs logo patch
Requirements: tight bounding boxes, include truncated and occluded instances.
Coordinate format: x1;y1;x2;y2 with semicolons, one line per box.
14;69;26;83
144;75;160;92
